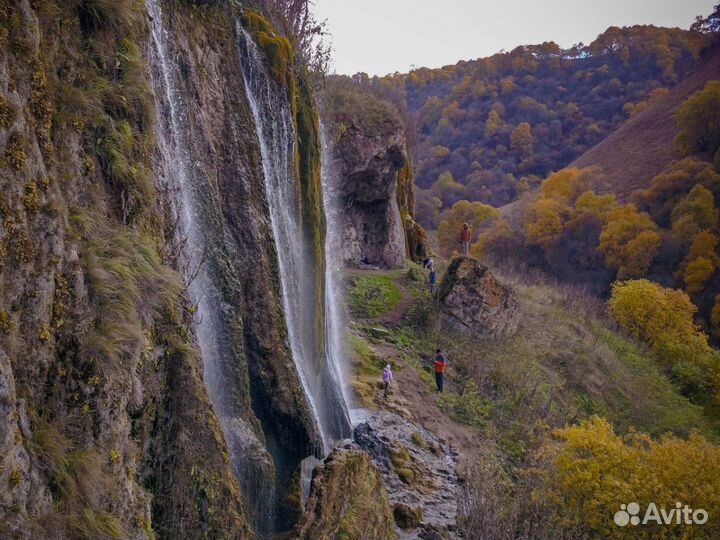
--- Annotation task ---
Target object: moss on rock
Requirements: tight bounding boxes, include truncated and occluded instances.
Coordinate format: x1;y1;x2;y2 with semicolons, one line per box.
294;449;396;540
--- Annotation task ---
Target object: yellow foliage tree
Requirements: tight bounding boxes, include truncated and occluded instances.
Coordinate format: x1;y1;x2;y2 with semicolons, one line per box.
712;295;720;337
671;184;719;243
431;171;465;202
540;167;595;204
683;256;715;295
523;197;566;248
539;416;720;539
610;279;703;347
470;218;518;259
429;145;451;159
599;205;661;279
484;110;503;138
609;280;718;391
676;80;720;157
687;230;719;262
574;190;617;217
437;200;498;257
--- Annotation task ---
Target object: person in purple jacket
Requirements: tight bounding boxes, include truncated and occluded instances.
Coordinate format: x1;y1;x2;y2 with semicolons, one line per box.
382;364;394;398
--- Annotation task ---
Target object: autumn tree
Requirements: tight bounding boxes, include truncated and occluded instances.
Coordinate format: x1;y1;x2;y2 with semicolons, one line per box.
524;197;566;248
574;191;617;217
671;184;719;243
682;230;719;295
471;218;522;260
538;417;720;539
609;279;719;401
633;158;718;226
683;257;715;294
675;81;720;157
510;122;534;158
599;205;661;279
484;110;503;139
437;200;498;256
712;294;720;337
431;171;465;207
540;167;595;204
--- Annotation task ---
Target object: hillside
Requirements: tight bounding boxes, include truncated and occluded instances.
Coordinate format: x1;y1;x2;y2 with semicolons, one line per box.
367;25;713;227
571;45;720;198
339;260;719;538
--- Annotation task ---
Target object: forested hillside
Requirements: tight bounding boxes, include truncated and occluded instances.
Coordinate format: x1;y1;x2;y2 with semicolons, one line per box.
354;25;714;227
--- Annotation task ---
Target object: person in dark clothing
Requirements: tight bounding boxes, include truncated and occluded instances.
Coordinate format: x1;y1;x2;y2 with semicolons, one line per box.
434;348;447;393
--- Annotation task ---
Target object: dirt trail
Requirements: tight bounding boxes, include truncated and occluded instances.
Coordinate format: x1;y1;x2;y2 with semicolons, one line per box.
347;267;482;474
363;338;481;480
393;363;480;470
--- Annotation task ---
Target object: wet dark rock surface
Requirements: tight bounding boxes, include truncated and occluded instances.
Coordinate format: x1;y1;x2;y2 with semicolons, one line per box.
353;411;461;539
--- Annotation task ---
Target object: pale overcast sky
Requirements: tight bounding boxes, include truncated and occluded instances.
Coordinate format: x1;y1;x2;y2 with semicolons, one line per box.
314;0;714;76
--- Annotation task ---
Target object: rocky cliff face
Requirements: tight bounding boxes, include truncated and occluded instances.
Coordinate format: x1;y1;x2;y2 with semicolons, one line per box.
0;1;337;538
322;81;428;268
438;258;520;339
0;2;250;538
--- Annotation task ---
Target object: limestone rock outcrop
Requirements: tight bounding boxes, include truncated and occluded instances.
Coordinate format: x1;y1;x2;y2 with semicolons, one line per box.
294;447;396;540
354;411;461;539
323;83;428;268
438;257;520;339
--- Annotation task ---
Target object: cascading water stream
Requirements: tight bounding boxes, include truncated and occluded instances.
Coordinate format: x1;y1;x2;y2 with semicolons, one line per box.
236;26;351;452
146;1;277;532
148;1;352;529
320;125;353;411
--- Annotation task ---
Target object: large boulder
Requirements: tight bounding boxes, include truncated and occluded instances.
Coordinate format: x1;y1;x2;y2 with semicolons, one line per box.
438;258;520;339
294;447;396;540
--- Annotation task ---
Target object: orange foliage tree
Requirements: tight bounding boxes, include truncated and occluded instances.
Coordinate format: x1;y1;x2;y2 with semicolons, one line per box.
437;200;498;257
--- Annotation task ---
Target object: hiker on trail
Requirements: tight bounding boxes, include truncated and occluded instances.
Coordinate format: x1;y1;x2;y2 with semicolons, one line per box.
460;223;472;256
434;349;447;393
382;364;394;398
423;257;437;295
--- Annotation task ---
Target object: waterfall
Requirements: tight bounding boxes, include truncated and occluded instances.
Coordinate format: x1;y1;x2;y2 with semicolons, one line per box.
320;126;353;410
147;0;352;531
146;0;277;532
236;26;351;451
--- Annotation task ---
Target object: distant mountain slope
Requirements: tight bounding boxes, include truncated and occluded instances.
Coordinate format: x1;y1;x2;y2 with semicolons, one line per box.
571;46;720;199
375;26;711;211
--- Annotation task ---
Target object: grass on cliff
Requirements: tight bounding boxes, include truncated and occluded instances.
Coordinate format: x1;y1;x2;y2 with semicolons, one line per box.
346;264;716;455
27;415;126;539
347;274;402;319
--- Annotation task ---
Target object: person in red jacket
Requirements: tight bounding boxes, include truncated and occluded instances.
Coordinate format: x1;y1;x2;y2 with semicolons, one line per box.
434;349;447;393
460;223;472;256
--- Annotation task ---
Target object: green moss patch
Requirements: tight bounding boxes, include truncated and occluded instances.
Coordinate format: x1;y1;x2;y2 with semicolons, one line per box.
347;274;402;318
241;10;294;88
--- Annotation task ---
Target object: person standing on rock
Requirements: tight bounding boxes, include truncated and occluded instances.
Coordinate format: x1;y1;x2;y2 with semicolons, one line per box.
434;349;447;393
460;223;472;256
382;364;394;398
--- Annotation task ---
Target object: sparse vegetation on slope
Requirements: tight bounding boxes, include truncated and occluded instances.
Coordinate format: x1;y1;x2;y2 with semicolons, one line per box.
342;258;719;538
